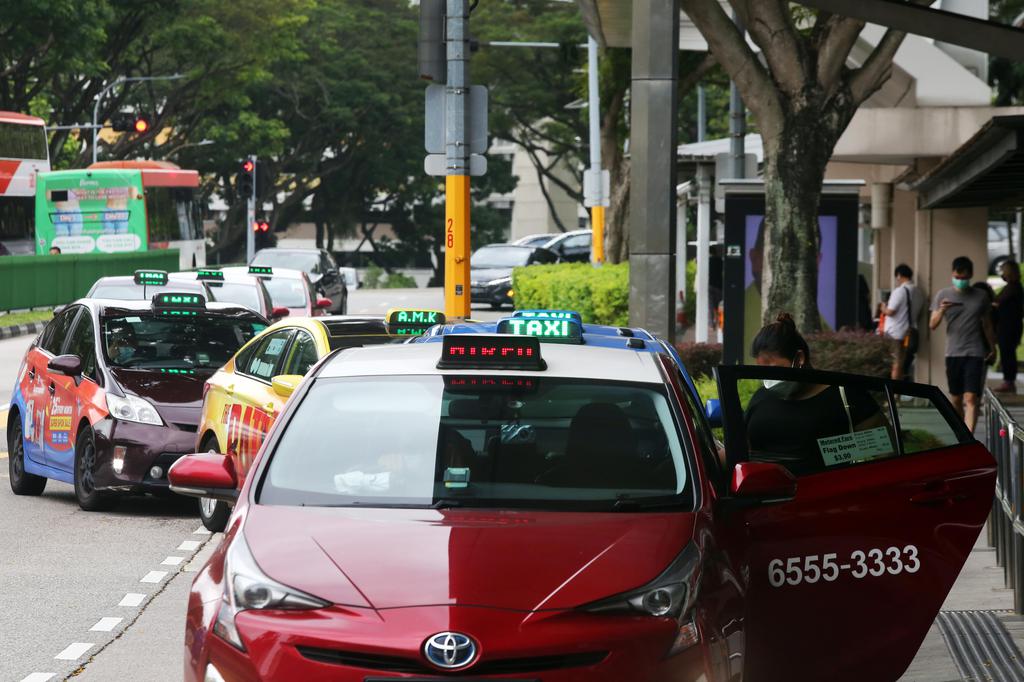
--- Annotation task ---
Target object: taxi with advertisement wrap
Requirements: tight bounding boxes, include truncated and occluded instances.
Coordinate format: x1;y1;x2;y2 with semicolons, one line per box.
194;308;444;531
7;292;268;510
170;330;994;682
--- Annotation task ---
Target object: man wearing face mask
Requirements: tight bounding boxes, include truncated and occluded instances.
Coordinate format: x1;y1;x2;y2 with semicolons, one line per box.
929;256;996;432
106;323;137;366
744;314;884;476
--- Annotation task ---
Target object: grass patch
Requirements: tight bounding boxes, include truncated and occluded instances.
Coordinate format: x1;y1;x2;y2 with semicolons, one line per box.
0;309;53;328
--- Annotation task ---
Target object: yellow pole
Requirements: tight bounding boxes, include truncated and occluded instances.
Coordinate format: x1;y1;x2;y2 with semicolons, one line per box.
445;174;472;318
591;205;605;264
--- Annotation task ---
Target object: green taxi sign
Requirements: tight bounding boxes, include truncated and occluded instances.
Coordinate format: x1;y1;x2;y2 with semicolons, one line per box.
133;270;168;286
497;317;583;344
248;265;273;277
511;309;582;324
152;292;206;317
196;269;225;281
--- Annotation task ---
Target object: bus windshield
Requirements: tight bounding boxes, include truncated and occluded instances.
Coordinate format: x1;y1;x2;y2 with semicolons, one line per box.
0;120;47;160
146;186;202;242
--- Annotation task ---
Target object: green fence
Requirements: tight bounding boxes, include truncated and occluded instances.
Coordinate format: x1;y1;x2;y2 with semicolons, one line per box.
0;250;180;311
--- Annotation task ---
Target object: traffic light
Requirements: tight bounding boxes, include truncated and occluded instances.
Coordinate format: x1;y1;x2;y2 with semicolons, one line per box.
111;112;151;133
237;158;255;198
418;0;446;83
254;216;273;249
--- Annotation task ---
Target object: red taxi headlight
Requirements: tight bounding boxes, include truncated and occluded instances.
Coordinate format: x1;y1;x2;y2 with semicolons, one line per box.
580;543;702;655
213;529;330;651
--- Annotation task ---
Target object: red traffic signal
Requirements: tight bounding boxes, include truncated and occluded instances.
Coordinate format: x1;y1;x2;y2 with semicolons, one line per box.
133;117;150;134
242;159;255;174
252;220;269;232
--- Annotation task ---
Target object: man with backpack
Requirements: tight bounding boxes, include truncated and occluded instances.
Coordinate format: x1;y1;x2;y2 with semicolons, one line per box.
881;263;926;381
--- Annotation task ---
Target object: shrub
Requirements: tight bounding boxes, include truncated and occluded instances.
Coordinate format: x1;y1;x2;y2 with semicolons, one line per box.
512;262;629;326
362;265;417;289
807;330;895;379
676;332;894;380
676;342;722;379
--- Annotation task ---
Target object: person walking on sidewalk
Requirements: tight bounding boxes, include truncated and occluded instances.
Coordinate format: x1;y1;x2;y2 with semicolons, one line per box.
994;259;1023;393
881;263;925;381
930;256;996;433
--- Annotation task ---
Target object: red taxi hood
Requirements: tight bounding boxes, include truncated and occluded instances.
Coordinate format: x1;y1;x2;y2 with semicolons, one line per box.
109;368;207;423
244;505;695;611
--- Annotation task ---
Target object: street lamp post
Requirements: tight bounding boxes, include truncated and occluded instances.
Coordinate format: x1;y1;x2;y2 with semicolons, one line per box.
92;74;185;164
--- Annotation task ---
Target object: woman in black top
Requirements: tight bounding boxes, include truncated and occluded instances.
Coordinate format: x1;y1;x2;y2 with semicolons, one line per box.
994;260;1023;392
744;314;885;476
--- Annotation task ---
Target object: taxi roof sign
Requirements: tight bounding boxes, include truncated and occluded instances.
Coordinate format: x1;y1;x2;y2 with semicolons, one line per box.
437;335;545;371
497;316;583;344
511;309;582;324
248;265;273;277
152;292;206;317
386;308;445;336
195;269;225;281
134;270;168;286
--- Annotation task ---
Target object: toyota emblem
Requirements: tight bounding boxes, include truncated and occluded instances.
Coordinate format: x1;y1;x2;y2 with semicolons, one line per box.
423;631;477;669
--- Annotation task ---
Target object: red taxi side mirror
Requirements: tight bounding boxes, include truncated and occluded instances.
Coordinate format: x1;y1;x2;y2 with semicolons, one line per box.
271;306;290;319
48;354;82;377
731;462;797;502
168;453;239;503
315;297;333;310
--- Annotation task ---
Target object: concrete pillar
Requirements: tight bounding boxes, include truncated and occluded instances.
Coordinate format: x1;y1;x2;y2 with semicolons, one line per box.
628;0;679;341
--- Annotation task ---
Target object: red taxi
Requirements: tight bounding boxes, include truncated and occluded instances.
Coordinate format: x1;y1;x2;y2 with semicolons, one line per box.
222;265;331;318
170;336;994;682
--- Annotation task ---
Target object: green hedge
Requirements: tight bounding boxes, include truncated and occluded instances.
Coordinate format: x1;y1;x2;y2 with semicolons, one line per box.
512;262;629;326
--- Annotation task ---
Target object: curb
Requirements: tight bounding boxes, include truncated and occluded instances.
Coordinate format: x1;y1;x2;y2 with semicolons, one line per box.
0;321;46;341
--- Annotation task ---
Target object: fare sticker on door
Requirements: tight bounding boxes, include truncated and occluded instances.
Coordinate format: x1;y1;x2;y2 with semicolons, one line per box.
817;427;893;467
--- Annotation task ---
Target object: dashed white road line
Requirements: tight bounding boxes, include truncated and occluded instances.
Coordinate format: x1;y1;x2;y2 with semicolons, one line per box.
178;540;202;551
140;570;167;584
54;642;93;660
20;673;55;682
89;617;123;632
118;593;146;607
161;555;185;566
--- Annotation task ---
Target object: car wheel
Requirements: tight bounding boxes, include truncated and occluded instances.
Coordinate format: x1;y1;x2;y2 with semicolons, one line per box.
74;426;116;511
9;417;46;496
197;436;231;532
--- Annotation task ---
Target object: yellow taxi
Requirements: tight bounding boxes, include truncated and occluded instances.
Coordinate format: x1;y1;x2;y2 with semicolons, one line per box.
193;308;444;530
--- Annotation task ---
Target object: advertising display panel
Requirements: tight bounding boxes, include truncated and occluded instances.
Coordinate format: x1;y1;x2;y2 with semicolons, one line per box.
34;169;146;254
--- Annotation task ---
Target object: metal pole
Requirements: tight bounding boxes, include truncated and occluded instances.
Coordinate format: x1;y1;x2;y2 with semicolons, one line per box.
729;13;746;179
444;0;471;318
697;85;706;142
696;165;711;342
246;156;256;263
91;74;184;164
587;36;606;264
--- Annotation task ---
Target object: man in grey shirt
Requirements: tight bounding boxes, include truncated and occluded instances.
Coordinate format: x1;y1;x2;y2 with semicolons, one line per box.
929;256;996;432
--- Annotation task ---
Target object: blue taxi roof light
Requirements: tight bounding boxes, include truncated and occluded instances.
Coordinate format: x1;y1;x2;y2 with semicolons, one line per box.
497;316;583;344
511;309;582;323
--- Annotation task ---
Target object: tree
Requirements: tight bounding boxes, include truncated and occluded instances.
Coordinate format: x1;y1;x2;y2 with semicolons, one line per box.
681;0;923;331
991;0;1024;105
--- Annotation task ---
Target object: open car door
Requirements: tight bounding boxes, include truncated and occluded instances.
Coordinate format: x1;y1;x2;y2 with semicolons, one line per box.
714;365;995;682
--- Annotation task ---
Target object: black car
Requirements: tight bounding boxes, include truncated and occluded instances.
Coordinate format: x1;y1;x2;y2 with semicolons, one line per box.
7;293;268;510
470;244;558;309
250;247;348;314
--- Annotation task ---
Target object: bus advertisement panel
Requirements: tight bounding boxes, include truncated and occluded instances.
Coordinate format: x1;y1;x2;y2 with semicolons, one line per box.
34;169;147;255
0;112;50;254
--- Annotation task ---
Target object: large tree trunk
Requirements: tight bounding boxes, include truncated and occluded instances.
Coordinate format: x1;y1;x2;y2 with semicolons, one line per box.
605;157;630;263
761;101;853;332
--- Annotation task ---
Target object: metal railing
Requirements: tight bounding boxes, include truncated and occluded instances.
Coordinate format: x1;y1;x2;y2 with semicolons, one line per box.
985;386;1024;614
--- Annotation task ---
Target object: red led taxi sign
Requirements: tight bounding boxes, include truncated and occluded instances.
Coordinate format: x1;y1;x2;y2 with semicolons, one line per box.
437;335;545;371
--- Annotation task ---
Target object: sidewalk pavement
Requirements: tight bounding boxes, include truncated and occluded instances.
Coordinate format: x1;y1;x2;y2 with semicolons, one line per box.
900;527;1024;681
